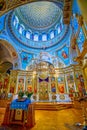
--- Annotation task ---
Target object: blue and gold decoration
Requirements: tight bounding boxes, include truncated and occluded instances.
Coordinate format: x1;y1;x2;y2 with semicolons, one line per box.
57;45;69;65
20;51;33;69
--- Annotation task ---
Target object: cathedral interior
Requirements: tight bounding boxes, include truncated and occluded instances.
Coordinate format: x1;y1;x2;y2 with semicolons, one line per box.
0;0;87;130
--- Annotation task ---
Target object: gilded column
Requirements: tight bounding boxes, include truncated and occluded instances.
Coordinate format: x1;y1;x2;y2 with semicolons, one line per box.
81;65;87;92
64;73;69;94
37;74;39;101
49;75;52;101
73;67;78;93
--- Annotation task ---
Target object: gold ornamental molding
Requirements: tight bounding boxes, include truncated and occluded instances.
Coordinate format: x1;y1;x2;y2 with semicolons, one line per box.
63;0;73;25
0;0;64;16
0;0;36;16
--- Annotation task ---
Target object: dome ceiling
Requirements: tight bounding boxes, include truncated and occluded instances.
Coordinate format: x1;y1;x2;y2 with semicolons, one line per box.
15;1;62;29
6;1;71;49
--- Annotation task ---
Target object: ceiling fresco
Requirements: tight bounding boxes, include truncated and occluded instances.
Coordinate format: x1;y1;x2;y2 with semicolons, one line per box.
20;51;33;69
71;15;79;34
0;0;86;71
57;45;70;65
77;28;85;51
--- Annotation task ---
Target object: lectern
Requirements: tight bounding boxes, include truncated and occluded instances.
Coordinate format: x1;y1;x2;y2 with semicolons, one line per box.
3;98;35;128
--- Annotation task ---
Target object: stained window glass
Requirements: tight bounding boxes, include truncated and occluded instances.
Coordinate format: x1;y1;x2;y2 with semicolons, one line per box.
34;34;38;41
42;34;47;41
26;31;31;39
13;16;19;29
58;26;61;34
18;25;24;35
50;31;54;39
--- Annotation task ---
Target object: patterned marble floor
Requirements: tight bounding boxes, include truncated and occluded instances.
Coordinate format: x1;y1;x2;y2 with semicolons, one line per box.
0;108;84;130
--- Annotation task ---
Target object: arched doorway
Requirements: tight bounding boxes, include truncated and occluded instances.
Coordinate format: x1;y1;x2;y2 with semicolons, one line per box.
0;40;18;73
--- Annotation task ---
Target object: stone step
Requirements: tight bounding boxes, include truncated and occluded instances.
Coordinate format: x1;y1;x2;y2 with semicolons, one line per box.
34;102;73;110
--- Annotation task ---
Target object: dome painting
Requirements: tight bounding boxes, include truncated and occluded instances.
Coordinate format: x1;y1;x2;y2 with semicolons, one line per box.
7;1;70;49
15;1;62;29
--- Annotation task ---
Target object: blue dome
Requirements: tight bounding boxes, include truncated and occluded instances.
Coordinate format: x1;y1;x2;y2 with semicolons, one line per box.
7;1;70;49
15;1;62;29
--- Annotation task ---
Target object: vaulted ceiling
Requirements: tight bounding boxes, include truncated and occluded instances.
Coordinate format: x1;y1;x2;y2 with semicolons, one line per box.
0;0;86;71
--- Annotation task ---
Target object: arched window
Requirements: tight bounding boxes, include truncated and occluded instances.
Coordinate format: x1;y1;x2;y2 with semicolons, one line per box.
34;34;38;41
26;31;31;39
42;34;47;41
50;31;54;39
18;24;25;35
60;17;63;24
57;26;61;34
13;16;19;29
